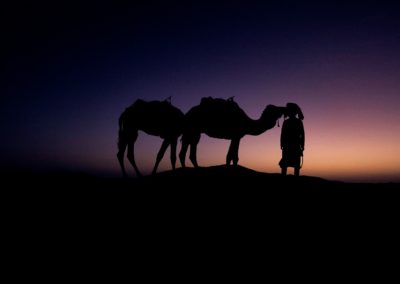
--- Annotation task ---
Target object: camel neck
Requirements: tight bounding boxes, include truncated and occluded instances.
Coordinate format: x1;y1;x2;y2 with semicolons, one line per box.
246;116;277;136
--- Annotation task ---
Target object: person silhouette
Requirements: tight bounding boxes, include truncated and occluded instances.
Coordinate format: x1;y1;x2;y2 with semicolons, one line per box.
279;103;305;176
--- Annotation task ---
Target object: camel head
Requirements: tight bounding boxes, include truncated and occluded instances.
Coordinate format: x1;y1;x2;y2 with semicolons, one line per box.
260;105;286;127
284;102;304;120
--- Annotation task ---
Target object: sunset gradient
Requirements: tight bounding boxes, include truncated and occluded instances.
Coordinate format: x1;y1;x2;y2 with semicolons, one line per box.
2;1;399;182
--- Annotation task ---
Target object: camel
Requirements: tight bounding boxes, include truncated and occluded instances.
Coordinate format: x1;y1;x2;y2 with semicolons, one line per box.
117;98;184;177
179;97;303;168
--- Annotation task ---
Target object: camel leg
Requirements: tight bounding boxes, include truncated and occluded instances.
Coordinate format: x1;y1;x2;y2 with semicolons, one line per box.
229;138;241;166
152;139;170;175
170;137;178;170
179;134;189;168
294;167;300;176
117;136;128;178
226;140;234;166
189;133;201;168
126;132;142;177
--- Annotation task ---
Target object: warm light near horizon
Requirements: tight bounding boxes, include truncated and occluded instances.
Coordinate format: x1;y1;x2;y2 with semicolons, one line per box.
76;104;400;183
62;86;400;184
25;47;400;184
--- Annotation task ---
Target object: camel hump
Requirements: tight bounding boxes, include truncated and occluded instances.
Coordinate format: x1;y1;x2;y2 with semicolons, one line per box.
130;99;173;110
125;99;183;121
200;96;240;109
128;99;146;109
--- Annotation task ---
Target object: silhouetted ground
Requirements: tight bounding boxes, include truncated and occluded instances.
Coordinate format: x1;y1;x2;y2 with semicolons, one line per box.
4;165;398;209
3;165;399;253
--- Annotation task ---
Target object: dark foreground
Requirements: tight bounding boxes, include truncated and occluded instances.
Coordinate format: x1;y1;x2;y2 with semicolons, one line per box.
5;165;398;210
3;165;399;255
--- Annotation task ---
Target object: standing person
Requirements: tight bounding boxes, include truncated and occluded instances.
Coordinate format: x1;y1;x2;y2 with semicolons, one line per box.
279;103;305;176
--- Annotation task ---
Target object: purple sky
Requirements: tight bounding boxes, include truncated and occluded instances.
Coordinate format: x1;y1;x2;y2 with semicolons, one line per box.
2;1;400;182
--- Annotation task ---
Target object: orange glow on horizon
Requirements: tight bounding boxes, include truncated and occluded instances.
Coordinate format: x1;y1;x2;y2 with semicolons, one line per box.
106;97;400;182
66;71;400;183
80;109;399;183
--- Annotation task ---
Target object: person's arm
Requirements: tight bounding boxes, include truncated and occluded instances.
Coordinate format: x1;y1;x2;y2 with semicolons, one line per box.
300;121;305;150
281;122;287;149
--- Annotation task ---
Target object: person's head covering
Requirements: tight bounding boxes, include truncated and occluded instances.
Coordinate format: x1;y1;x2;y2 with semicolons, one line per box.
285;103;304;120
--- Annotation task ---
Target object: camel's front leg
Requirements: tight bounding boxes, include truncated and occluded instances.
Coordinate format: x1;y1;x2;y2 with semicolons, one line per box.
179;138;189;168
152;139;170;175
226;138;240;166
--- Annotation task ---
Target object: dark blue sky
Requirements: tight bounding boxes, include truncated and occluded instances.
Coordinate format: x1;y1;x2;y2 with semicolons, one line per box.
2;1;400;181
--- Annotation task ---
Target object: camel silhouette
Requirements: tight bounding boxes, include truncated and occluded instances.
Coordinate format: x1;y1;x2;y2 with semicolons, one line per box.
117;98;184;177
179;97;302;168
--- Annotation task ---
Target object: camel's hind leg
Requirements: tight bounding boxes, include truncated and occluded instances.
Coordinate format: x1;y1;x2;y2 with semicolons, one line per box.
126;131;142;177
189;133;201;168
117;134;128;178
170;137;178;170
152;139;170;175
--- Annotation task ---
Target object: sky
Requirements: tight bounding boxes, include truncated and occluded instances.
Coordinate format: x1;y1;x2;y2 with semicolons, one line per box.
1;0;400;182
